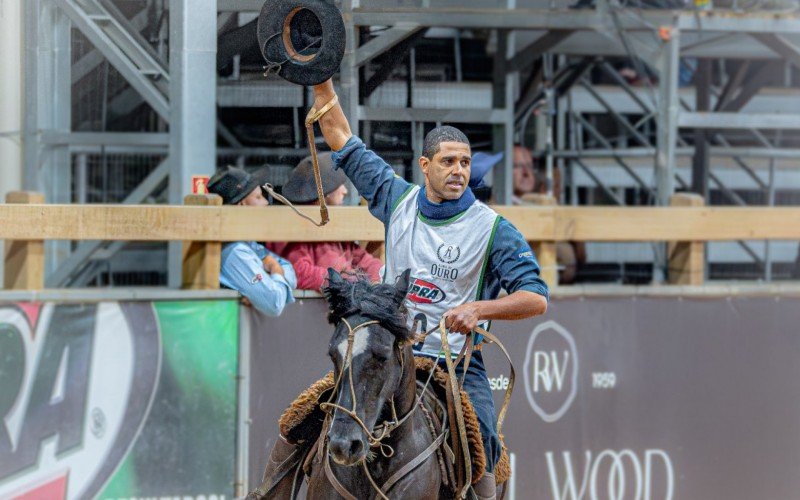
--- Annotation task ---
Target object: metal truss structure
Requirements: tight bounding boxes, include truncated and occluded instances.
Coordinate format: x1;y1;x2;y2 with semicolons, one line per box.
23;0;800;286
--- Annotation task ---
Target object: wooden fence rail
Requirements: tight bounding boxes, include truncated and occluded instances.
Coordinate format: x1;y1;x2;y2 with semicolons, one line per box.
2;192;798;290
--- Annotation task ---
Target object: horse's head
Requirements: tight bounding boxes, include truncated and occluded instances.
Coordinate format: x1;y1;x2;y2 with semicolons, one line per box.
321;268;413;466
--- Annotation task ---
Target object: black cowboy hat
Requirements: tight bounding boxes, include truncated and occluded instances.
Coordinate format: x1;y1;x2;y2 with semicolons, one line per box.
257;0;346;86
282;152;347;203
207;165;270;205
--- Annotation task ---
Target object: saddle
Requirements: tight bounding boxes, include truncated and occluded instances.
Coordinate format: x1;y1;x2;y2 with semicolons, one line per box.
277;356;510;495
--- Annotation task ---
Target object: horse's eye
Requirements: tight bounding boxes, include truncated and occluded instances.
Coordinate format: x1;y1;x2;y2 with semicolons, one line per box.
373;353;389;363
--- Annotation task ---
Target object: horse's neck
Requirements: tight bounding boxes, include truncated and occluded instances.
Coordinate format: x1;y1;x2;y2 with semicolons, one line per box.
389;345;419;438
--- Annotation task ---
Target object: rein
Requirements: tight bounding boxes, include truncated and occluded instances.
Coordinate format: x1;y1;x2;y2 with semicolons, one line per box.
261;94;340;227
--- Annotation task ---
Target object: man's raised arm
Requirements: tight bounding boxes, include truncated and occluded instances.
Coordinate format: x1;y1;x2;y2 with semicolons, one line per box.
312;80;353;151
310;80;412;226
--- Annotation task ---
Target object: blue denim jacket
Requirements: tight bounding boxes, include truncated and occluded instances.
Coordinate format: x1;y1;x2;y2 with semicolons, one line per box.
220;242;297;316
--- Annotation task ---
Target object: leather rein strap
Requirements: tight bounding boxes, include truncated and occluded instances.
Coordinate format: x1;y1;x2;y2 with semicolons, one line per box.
261;94;339;227
436;318;516;498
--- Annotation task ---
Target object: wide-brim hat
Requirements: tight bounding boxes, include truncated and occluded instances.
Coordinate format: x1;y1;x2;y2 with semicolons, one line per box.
282;152;347;203
208;165;270;205
257;0;346;86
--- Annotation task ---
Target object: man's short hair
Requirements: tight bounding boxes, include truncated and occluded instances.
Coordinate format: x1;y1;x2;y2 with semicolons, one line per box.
422;125;470;159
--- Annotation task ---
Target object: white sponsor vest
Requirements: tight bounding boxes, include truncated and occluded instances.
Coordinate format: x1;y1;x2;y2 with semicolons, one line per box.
385;185;500;356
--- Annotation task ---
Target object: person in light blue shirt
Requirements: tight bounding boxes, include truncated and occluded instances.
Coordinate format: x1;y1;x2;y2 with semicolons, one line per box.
208;166;297;316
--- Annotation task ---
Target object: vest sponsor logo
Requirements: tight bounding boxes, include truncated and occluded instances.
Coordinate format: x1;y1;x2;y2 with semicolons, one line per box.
0;303;161;500
523;320;578;423
407;278;446;304
437;244;461;264
430;263;459;282
545;449;674;500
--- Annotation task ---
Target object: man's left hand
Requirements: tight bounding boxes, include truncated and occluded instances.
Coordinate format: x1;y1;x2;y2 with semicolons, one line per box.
443;303;482;334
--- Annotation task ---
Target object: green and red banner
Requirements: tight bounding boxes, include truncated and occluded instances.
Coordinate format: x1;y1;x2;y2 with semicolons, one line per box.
0;300;239;500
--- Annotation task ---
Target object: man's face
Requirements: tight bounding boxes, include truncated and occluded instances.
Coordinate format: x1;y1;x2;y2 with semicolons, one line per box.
419;141;471;203
324;183;348;206
513;146;535;196
238;186;269;207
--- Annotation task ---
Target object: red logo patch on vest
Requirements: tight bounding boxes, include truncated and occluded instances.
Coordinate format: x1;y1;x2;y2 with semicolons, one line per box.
407;278;446;304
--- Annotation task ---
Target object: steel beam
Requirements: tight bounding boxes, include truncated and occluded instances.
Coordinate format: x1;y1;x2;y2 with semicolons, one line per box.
679;112;800;130
53;0;169;119
359;106;509;124
578;78;651;146
41;131;170;146
354;23;423;67
25;0;73;277
573;113;655;197
573;158;625;206
349;9;800;33
167;0;217;287
692;60;711;198
655;29;680;207
71;8;149;85
217;0;262;11
492;29;514;205
752;33;800;70
507;30;573;72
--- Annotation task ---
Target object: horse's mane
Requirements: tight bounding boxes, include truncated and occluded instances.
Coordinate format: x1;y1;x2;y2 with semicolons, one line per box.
322;271;413;343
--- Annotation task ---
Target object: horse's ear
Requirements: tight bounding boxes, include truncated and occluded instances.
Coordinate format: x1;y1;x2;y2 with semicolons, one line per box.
394;269;411;302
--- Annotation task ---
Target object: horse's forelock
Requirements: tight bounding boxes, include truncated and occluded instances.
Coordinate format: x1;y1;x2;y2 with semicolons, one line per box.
323;275;412;343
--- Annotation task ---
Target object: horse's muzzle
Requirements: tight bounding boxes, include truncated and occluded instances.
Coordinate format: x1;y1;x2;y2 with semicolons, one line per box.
328;427;368;466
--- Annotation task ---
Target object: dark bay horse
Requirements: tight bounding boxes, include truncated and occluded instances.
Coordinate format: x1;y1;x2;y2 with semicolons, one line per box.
303;268;445;499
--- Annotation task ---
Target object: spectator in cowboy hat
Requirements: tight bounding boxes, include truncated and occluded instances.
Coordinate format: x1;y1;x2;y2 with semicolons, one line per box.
208;165;297;316
268;153;383;290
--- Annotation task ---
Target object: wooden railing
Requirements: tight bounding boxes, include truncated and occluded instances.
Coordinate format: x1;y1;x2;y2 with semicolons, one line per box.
3;191;800;290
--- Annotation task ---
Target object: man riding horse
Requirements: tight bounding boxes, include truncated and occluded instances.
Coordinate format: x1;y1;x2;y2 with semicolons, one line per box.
254;77;550;499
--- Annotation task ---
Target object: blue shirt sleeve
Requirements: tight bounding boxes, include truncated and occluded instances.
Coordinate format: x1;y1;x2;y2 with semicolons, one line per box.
487;218;550;301
247;243;297;290
332;136;414;225
220;243;296;316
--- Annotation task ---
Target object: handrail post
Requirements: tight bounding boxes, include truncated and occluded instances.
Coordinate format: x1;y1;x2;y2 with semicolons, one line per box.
523;194;559;288
4;192;45;290
181;194;222;289
668;193;705;285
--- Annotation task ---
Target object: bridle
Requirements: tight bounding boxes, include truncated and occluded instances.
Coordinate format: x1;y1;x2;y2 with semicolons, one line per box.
318;315;516;500
318;315;441;500
319;316;409;458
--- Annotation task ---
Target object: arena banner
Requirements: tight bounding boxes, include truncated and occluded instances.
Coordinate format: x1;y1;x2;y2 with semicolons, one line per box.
0;300;239;500
247;295;800;499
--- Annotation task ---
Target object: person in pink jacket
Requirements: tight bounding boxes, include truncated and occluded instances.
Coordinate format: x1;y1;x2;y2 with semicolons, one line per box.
268;153;383;291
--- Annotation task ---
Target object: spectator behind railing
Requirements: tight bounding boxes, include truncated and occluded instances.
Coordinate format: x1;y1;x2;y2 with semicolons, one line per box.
526;163;587;284
268;153;383;291
512;144;537;205
207;166;298;315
